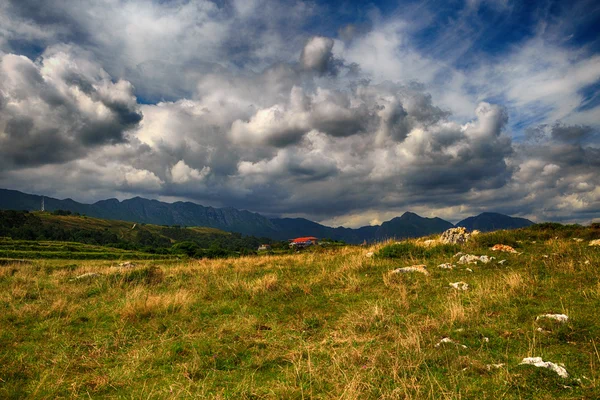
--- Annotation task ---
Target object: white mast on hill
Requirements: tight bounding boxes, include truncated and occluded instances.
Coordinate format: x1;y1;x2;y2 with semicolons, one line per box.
41;197;45;212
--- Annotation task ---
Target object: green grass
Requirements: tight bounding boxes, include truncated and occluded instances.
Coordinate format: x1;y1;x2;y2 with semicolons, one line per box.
0;226;599;398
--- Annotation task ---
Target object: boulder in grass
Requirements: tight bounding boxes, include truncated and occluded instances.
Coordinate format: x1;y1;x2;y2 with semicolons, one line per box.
520;357;569;378
458;254;480;264
449;281;469;291
440;227;470;244
536;314;568;323
491;244;517;253
392;265;429;275
435;337;467;348
589;239;600;247
118;261;136;268
438;263;454;269
70;272;100;281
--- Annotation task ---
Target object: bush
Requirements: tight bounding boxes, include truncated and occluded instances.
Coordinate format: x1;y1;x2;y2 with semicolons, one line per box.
377;242;460;259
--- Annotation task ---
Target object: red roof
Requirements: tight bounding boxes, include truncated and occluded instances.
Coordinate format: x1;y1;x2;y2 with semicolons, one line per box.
291;237;318;243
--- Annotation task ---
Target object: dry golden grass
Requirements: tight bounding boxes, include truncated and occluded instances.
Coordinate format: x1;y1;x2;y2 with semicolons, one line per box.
1;232;600;398
120;287;193;320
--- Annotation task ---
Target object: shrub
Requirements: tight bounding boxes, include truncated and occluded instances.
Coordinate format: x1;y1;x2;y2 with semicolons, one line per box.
377;242;460;259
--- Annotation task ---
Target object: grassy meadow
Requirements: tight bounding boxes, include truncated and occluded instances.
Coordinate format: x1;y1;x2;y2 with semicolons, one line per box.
1;225;600;399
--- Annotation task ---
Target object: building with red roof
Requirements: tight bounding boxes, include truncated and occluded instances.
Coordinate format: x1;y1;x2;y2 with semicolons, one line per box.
289;236;319;248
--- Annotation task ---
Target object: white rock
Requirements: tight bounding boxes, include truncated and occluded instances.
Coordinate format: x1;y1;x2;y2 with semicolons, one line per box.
486;363;505;370
479;255;494;264
440;227;470;244
572;238;584;242
536;314;569;323
458;254;480;264
465;268;473;273
70;272;100;281
366;252;374;258
449;281;469;291
392;265;429;275
435;337;467;348
453;252;464;258
498;259;507;265
422;239;437;247
520;357;569;378
483;337;489;342
589;239;600;246
118;261;136;268
438;263;454;269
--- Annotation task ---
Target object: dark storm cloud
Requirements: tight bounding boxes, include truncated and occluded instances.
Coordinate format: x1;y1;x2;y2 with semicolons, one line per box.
551;123;594;143
0;51;142;166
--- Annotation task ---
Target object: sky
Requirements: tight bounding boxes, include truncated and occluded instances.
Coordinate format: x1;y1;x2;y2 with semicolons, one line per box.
0;0;599;227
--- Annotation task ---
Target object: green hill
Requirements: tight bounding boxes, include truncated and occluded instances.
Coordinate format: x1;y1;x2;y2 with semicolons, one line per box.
0;210;279;259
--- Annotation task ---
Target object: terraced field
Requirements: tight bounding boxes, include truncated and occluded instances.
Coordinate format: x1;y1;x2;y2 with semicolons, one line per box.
0;237;178;260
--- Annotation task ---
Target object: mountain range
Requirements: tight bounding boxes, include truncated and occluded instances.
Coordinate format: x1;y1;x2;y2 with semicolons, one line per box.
0;188;533;243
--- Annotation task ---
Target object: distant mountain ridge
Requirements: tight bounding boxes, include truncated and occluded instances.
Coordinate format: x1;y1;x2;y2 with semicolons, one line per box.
0;188;533;243
456;212;533;232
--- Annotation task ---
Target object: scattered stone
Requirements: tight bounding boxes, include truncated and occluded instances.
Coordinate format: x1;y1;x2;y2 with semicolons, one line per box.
438;263;454;269
498;259;507;265
572;238;584;242
453;252;465;258
483;337;489;343
536;314;568;323
589;239;600;247
449;281;469;291
365;252;374;258
543;255;549;258
457;254;493;264
520;357;569;378
440;227;470;244
491;244;518;253
486;363;505;370
584;260;590;265
435;337;467;348
422;239;438;247
465;268;473;273
479;255;494;263
458;254;480;264
70;272;100;281
118;261;136;268
392;265;429;276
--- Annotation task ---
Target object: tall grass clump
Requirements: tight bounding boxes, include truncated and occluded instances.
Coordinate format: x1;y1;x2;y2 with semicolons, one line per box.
377;241;460;259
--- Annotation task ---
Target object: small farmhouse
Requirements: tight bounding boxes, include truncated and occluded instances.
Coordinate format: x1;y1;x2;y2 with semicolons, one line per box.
289;236;319;248
257;244;271;251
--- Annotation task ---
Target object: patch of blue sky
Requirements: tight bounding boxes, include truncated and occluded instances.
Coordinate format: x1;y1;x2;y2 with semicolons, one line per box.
508;102;555;142
576;79;600;113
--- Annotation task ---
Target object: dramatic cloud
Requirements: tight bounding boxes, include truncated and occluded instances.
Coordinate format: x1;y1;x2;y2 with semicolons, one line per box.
301;36;337;75
0;0;598;226
0;47;142;167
